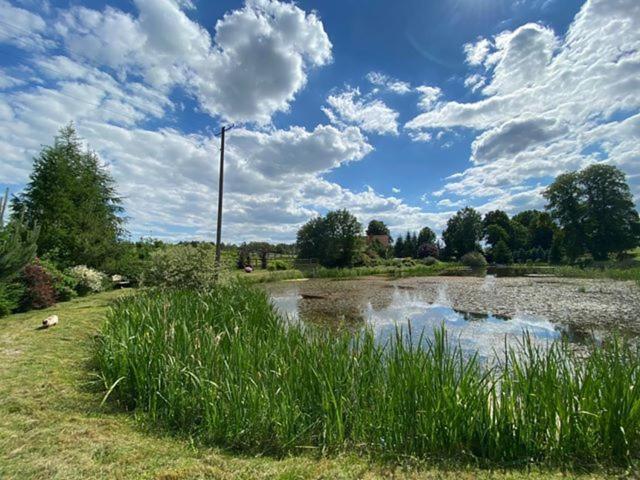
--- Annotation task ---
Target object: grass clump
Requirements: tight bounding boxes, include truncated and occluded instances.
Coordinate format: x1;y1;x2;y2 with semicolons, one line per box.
97;283;640;467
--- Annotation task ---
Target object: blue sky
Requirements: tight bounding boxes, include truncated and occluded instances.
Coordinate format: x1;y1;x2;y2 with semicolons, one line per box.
0;0;638;242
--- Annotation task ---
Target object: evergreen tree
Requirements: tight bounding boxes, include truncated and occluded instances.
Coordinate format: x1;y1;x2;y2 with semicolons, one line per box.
492;240;513;265
12;125;125;268
394;236;404;257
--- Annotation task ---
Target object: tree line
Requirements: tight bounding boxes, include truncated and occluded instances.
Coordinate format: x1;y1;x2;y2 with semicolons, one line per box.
296;164;640;268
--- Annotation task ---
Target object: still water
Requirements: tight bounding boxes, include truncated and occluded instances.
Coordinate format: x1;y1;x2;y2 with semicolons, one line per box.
267;276;565;359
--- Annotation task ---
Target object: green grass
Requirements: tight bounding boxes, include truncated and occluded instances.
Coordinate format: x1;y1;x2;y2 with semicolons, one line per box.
240;262;461;284
97;284;640;470
551;266;640;283
3;290;612;479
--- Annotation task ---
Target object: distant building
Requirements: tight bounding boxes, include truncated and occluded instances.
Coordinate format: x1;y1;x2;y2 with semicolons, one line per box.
366;234;390;248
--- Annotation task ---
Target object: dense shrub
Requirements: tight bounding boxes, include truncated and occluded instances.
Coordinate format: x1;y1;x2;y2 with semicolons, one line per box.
271;260;288;271
417;242;439;259
461;251;488;268
144;245;217;290
41;259;78;301
0;282;23;317
20;261;56;310
68;265;106;296
421;256;438;266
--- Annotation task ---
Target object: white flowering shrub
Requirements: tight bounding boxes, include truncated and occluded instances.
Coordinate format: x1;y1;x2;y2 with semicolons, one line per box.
68;265;106;295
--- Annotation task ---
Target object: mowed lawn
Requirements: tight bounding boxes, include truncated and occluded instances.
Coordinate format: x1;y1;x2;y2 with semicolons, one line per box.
0;290;625;479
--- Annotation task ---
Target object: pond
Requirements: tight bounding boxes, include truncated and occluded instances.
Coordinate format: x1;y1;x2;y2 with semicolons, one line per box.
264;275;640;358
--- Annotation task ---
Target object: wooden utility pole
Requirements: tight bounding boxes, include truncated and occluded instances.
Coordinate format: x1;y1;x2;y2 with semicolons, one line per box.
214;126;226;280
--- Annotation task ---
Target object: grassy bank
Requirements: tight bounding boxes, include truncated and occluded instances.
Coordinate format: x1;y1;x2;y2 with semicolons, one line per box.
3;290;612;479
240;261;462;283
97;284;640;469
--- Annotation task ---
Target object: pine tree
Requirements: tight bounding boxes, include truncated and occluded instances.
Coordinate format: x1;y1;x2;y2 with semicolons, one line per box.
12;124;125;269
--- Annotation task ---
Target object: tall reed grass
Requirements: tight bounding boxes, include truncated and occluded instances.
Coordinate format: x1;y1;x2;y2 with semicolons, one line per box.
96;284;640;466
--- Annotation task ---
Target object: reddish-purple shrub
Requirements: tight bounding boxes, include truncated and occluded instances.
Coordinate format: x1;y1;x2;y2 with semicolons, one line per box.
417;243;439;259
20;260;56;311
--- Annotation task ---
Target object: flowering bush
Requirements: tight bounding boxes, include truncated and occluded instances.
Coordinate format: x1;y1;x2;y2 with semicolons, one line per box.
68;265;106;296
144;245;217;290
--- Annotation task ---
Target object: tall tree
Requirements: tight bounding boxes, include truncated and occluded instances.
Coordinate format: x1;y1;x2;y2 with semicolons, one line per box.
12;125;125;268
543;172;586;261
393;235;404;258
417;226;436;246
366;219;390;236
296;209;362;267
580;164;640;260
544;165;640;261
442;207;483;258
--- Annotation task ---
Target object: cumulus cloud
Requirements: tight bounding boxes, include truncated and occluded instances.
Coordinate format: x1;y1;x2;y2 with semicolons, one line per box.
323;87;399;135
54;0;332;123
407;0;640;209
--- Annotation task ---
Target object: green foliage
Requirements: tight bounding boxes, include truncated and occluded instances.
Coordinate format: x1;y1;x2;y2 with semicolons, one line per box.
0;213;39;284
544;165;640;261
0;282;23;317
11;124;125;270
417;226;436;246
485;224;510;248
492;240;513;265
549;231;565;264
40;258;78;302
393;235;404;257
402;231;418;257
267;260;288;271
365;219;389;236
98;285;640;466
100;238;161;286
460;251;488;268
443;207;483;258
144;244;217;289
296;210;363;268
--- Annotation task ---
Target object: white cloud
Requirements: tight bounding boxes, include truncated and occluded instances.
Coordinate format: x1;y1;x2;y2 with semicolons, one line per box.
391;187;401;194
408;131;432;143
323;87;399;135
407;0;640;210
416;85;442;111
366;71;412;94
53;0;332;124
463;38;491;66
464;73;485;92
0;0;50;50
